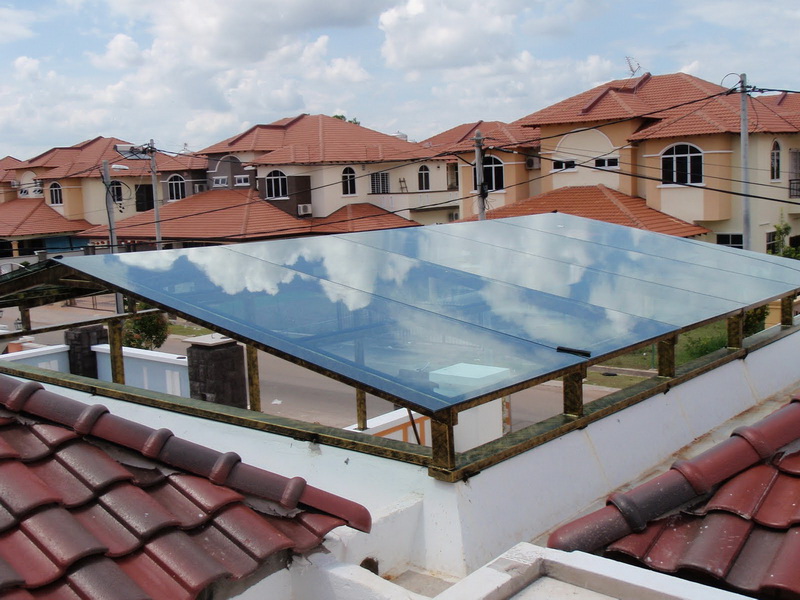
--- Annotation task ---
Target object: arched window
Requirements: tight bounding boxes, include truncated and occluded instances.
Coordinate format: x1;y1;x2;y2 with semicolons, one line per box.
109;181;124;207
265;170;288;199
168;175;186;201
49;183;63;205
342;167;356;195
661;144;703;185
473;155;504;191
771;141;781;180
418;166;430;191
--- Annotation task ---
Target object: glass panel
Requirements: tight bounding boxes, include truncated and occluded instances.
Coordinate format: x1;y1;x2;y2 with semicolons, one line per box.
56;213;800;414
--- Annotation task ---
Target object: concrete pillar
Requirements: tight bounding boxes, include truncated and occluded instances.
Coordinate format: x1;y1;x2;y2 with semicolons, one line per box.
65;324;108;378
185;334;247;409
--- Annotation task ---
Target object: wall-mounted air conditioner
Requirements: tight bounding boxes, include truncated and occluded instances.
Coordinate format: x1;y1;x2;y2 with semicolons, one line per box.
297;204;313;216
10;181;19;188
525;156;541;170
194;183;207;193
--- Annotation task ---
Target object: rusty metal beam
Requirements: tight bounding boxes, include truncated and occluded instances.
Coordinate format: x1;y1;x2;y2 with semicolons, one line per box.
658;335;677;378
356;389;367;430
727;313;744;348
782;295;795;328
563;365;586;418
107;320;125;384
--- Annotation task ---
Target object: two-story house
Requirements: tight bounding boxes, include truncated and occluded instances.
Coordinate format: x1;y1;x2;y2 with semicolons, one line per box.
421;121;540;220
514;72;800;252
3;137;207;255
200;114;457;225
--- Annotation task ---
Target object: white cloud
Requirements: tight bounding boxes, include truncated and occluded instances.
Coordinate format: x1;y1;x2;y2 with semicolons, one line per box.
88;34;143;69
0;7;35;43
13;56;41;81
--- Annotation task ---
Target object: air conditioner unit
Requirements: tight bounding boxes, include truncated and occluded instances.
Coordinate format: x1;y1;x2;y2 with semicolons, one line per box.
9;181;18;188
297;204;313;216
194;183;207;194
525;156;541;170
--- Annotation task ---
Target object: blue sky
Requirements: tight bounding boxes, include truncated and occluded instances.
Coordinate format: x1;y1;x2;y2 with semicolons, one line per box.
1;0;799;160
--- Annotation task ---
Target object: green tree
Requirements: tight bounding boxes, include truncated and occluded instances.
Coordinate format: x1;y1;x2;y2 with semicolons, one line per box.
332;114;361;125
769;219;800;259
123;303;169;350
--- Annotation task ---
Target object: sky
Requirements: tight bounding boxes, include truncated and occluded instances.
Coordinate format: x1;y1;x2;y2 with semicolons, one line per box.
1;0;799;161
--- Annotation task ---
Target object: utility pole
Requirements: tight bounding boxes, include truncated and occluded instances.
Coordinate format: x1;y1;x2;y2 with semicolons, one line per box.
740;73;751;251
474;130;487;220
146;139;163;250
101;160;125;314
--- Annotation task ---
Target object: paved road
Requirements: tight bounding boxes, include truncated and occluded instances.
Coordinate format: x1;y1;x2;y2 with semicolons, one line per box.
2;295;615;432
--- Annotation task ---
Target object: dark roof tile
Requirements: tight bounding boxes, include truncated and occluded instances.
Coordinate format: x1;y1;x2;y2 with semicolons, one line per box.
20;507;106;569
0;373;370;598
0;462;59;517
144;531;229;593
55;442;132;492
99;483;179;539
66;557;149;600
553;398;800;598
72;503;141;557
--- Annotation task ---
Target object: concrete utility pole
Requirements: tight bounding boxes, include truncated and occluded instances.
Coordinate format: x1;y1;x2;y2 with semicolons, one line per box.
740;73;751;251
474;130;487;220
147;139;163;250
101;160;125;314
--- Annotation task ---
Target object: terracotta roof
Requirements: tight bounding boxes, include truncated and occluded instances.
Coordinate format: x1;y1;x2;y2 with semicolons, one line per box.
421;121;539;154
0;198;92;237
548;398;800;599
201;114;435;164
17;137;206;180
79;190;417;242
0;374;370;599
461;185;708;238
309;202;420;234
517;72;800;140
0;157;22;184
79;189;313;242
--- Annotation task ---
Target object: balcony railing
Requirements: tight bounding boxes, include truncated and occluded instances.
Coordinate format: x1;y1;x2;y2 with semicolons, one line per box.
790;179;800;198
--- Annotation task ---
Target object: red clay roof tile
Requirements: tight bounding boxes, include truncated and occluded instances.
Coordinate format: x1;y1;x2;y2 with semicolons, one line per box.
551;398;800;598
0;199;91;238
0;374;370;598
461;185;708;238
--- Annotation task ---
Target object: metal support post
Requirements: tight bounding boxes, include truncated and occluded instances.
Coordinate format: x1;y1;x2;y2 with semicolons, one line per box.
107;319;125;385
246;345;261;412
740;74;751;251
781;296;795;328
563;365;586;418
658;335;677;378
430;410;457;471
474;130;487;220
101;160;125;314
727;313;744;348
356;389;367;431
147;139;163;250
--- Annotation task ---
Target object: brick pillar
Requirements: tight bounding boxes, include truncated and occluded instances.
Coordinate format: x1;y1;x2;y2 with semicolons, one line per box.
185;335;247;409
65;324;108;378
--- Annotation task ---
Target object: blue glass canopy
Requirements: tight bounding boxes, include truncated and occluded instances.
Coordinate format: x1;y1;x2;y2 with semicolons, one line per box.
56;214;800;415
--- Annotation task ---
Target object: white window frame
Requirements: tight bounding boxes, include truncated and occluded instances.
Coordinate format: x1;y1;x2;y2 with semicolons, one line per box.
110;181;123;207
418;166;430;192
552;159;577;171
473;155;505;191
771;140;781;181
661;143;703;185
49;182;63;205
167;175;186;201
212;176;228;187
234;174;250;187
342;167;356;196
594;157;619;169
717;233;743;249
265;170;288;199
370;172;390;194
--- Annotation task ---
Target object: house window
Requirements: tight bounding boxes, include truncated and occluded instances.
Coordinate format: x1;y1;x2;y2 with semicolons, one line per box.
342;167;356;195
135;185;154;212
446;163;459;190
109;181;123;207
661;144;703;185
234;174;250;187
370;172;390;194
771;141;781;180
212;176;228;187
473;155;504;191
553;160;577;170
766;231;778;254
717;233;743;249
265;170;288;199
168;175;186;201
595;158;619;168
49;183;63;205
418;166;430;191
